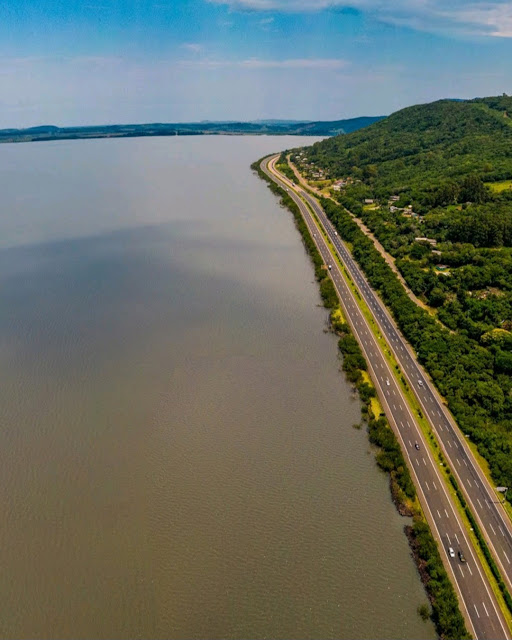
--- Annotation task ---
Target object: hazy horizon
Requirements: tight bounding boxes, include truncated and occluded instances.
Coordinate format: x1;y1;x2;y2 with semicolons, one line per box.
0;0;511;128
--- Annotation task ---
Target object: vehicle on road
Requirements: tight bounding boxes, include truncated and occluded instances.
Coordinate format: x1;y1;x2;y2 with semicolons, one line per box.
328;264;332;270
334;231;338;236
418;380;424;387
458;551;466;563
386;378;390;386
449;547;455;558
415;443;420;450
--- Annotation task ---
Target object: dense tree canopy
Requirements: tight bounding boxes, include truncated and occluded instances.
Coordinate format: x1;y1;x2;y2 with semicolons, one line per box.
292;96;512;496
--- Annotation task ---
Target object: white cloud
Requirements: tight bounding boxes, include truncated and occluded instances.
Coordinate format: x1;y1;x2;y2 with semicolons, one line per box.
182;43;203;53
208;0;512;37
178;56;348;69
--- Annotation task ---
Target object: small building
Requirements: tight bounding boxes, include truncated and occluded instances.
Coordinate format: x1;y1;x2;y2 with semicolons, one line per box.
389;195;400;202
333;184;341;191
435;264;449;271
415;237;437;246
364;198;374;204
390;205;400;213
432;249;442;256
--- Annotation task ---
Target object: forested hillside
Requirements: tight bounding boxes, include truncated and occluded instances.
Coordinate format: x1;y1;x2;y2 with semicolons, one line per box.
293;95;512;493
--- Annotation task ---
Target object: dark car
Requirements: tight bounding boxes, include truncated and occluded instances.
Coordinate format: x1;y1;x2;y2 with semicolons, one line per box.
458;551;466;563
415;443;420;450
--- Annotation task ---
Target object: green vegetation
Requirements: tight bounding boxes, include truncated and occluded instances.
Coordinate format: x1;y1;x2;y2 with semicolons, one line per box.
292;96;512;503
487;180;512;194
276;153;299;184
407;520;471;640
418;603;431;621
253;156;471;640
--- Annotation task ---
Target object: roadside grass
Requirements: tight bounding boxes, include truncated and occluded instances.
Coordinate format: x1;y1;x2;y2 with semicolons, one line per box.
486;180;512;193
464;439;512;523
299;183;512;633
361;370;383;418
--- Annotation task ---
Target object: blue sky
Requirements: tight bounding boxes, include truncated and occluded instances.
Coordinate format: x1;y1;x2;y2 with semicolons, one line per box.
0;0;511;127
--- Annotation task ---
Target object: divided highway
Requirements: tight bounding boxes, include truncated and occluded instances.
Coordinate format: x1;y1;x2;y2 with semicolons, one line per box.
297;173;512;597
262;155;510;640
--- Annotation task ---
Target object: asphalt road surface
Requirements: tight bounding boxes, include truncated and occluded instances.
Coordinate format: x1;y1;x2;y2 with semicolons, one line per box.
262;155;510;640
298;174;512;597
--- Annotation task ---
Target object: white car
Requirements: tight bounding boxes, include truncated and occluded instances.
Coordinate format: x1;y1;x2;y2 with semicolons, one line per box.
449;547;455;558
334;231;338;236
328;265;332;270
386;378;390;386
418;380;424;387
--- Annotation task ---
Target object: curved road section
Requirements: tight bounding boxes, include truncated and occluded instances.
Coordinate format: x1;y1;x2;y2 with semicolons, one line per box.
261;155;510;640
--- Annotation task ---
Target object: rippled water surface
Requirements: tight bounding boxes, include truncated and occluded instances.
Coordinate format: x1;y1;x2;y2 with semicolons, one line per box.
0;136;435;639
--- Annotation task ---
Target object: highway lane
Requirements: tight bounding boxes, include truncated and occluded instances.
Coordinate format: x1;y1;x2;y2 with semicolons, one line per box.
262;155;510;640
295;180;512;597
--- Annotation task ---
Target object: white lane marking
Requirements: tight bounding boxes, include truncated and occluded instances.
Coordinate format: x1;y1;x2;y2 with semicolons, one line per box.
444;509;449;518
499;525;505;537
477;498;483;508
432;481;437;490
458;565;464;578
437;509;441;518
446;534;451;544
467;563;473;575
415;459;420;467
463;459;468;467
474;604;480;618
423;458;427;466
467;478;472;488
456;458;461;466
475;481;479;488
482;601;489;617
486;501;491;511
438;423;443;432
490;523;497;535
504;550;511;565
425;481;430;491
408;439;412;447
454;533;460;544
447;440;452;448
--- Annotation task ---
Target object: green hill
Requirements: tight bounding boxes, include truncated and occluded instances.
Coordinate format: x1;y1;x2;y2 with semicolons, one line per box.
305;95;512;193
293;95;512;494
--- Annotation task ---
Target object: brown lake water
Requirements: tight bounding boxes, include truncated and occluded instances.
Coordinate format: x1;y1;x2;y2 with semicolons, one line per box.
0;136;435;639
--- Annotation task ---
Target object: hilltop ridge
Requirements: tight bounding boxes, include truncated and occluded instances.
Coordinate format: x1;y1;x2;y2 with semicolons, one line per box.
305;95;512;194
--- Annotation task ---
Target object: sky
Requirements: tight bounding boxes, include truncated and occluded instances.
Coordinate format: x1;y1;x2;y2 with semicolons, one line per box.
0;0;511;127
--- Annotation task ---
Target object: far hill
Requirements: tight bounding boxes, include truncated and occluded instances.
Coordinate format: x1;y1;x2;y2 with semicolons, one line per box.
0;115;384;144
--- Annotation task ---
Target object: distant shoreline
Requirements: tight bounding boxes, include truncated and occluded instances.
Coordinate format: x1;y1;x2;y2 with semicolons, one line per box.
0;116;384;145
